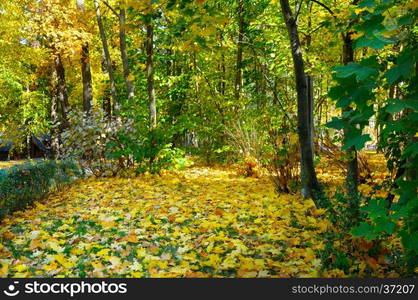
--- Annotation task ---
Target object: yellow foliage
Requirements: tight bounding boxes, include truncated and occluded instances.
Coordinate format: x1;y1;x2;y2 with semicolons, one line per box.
0;159;398;278
0;166;331;278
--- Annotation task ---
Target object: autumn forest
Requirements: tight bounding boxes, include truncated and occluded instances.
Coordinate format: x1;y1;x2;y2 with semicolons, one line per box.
0;0;417;279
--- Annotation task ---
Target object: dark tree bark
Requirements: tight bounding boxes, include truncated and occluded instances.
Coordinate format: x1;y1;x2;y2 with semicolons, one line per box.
218;30;226;96
342;30;359;197
50;76;61;157
119;8;135;101
146;22;157;130
94;0;118;112
77;0;93;113
279;0;321;202
234;0;244;102
100;51;112;117
51;57;69;157
80;44;93;113
54;54;69;127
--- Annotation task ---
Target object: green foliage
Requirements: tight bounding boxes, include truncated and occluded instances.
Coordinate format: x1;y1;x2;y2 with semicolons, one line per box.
149;143;193;173
0;69;50;148
0;160;83;218
105;98;193;175
108;126;192;175
328;0;418;271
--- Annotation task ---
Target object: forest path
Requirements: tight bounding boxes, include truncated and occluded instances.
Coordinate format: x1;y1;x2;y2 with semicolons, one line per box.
0;167;330;277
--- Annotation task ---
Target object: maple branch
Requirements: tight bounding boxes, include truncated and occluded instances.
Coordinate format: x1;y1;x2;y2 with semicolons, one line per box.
294;0;305;24
309;0;335;17
100;0;118;17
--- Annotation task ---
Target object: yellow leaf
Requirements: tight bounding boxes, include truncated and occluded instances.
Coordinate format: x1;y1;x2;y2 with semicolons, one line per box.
15;264;28;272
0;261;9;277
54;254;74;268
136;248;147;258
109;256;121;267
96;249;110;257
47;241;64;253
127;74;135;81
237;269;257;278
305;248;316;261
206;242;214;253
91;261;104;271
43;263;58;272
130;271;144;277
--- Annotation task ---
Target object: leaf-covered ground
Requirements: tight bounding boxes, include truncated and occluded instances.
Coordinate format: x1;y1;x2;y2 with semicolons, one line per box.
0;160;26;170
0;167;336;278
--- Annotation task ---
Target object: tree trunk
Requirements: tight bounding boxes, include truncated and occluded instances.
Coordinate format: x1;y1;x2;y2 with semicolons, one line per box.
406;62;418;181
146;22;157;130
119;8;135;101
51;69;61;157
94;0;118;112
279;0;321;202
54;54;69;128
219;30;226;96
307;74;315;158
77;0;93;114
101;51;112;117
234;0;244;102
80;44;93;113
342;31;359;197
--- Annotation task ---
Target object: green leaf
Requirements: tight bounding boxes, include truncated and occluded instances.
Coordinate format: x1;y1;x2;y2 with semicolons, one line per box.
359;0;376;8
361;198;388;219
326;117;345;130
375;217;396;234
403;141;418;157
400;230;418;253
351;222;378;241
385;48;417;84
356;14;385;36
398;14;414;26
355;34;392;49
342;134;371;151
333;61;378;81
386;102;408;114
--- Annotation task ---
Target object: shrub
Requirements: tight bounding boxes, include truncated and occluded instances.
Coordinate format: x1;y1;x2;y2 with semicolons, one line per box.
263;127;300;193
62;110;191;176
0;160;83;218
60;110;135;177
319;135;372;183
225;117;300;193
108;128;193;175
237;156;262;178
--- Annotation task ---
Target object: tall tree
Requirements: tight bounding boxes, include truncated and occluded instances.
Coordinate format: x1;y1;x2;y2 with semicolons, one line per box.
342;19;359;198
234;0;245;102
99;1;135;102
54;54;70;128
77;0;93;114
50;69;61;157
146;21;157;130
119;8;135;101
279;0;321;202
94;0;118;113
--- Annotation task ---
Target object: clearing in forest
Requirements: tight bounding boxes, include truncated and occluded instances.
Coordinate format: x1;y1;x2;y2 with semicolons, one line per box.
0;167;332;278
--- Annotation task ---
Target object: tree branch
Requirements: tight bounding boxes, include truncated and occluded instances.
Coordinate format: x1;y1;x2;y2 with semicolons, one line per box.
294;0;305;24
100;0;118;17
309;0;335;16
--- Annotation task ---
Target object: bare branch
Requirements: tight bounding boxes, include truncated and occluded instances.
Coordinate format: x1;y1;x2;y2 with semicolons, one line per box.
309;0;335;16
100;0;118;17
